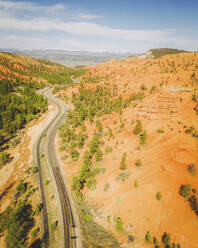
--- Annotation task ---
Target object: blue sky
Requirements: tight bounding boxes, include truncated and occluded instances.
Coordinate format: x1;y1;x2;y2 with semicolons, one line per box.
0;0;198;52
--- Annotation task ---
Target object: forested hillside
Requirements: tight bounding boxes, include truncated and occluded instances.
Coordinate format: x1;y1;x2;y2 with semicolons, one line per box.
149;48;188;58
0;80;47;146
0;52;85;156
0;52;83;84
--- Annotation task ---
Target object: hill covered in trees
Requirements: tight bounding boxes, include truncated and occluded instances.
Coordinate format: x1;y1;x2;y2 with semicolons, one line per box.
0;52;85;150
0;52;84;85
149;48;188;58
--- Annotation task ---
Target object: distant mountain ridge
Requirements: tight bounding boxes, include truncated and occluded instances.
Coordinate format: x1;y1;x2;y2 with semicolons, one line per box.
0;49;133;66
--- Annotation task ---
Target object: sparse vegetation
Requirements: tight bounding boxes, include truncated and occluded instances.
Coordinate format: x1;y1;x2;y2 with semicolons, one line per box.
153;237;158;246
40;153;45;159
105;146;113;154
150;85;156;94
114;216;123;232
0;151;10;167
179;183;198;217
120;152;127;170
145;231;151;243
44;179;49;185
71;150;80;161
31;228;40;238
133;120;142;135
157;128;165;133
140;84;147;90
75;199;121;247
162;232;170;246
145;231;181;247
156;192;162;201
140;130;147;145
187;164;196;175
95;149;103;161
35;203;43;215
134;179;138;188
180;184;191;197
117;171;130;182
16;180;27;194
192;130;198;138
50;220;58;231
185;126;194;134
104;183;110;192
90;133;100;154
135;159;142;167
188;195;198;217
107;215;111;223
31;166;39;174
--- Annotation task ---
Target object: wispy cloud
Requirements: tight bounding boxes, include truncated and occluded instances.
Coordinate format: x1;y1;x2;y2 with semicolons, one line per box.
78;14;103;19
0;1;66;19
0;1;197;52
0;1;65;12
0;17;172;43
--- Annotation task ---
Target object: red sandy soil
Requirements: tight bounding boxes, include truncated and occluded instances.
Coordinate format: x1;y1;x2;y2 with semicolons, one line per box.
57;53;198;247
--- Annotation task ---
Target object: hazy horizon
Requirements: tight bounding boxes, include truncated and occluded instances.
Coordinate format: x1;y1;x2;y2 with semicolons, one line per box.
1;48;134;66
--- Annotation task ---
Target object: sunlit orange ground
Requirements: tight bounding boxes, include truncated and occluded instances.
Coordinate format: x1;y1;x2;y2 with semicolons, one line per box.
57;53;198;247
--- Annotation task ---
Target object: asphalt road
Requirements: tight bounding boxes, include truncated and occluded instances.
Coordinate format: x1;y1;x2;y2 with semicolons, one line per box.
43;88;78;248
36;121;49;248
34;87;79;248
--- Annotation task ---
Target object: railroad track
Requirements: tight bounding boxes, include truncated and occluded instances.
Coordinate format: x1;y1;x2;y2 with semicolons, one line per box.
53;166;74;247
35;88;79;248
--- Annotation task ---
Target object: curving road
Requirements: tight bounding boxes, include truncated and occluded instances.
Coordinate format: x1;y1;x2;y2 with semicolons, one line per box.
44;88;76;248
35;117;49;248
35;88;80;248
